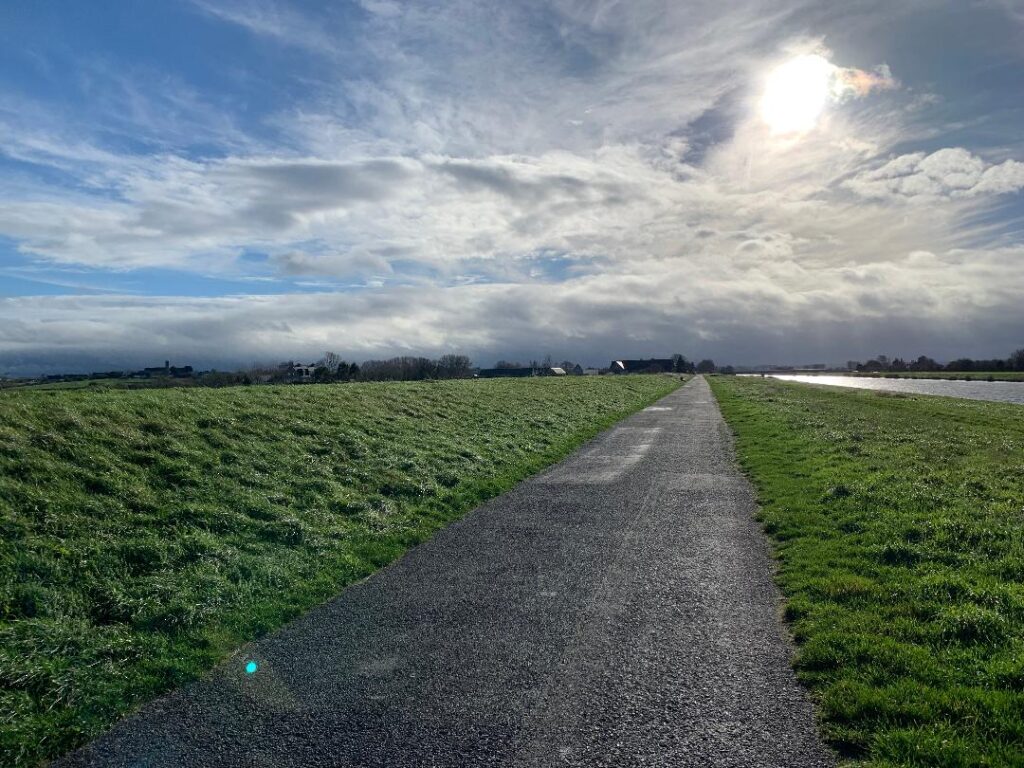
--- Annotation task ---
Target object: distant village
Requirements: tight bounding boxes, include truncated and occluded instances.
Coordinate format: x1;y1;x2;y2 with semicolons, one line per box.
9;350;1019;391
5;354;731;389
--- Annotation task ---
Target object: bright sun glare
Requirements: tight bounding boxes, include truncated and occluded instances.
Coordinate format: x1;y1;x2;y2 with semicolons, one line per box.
760;54;835;134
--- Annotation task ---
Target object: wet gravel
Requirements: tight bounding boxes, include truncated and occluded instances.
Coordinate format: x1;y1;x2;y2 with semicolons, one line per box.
57;377;833;767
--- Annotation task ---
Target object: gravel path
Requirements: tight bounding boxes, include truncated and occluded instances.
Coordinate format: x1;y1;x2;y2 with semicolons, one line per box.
58;376;833;767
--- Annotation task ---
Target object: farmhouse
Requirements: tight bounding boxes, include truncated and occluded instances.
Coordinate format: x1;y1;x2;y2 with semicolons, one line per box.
290;365;318;379
138;361;194;378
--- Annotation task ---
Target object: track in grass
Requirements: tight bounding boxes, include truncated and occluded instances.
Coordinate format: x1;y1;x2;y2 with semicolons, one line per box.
56;377;831;768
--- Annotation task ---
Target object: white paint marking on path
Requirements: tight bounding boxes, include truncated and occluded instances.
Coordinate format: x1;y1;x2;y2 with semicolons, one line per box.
538;427;662;484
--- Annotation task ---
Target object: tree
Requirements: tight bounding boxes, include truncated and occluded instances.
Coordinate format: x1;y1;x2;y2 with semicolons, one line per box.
319;351;342;371
890;357;908;371
672;354;695;374
438;354;473;379
1009;348;1024;371
696;359;716;374
335;361;359;381
910;355;939;372
946;358;975;372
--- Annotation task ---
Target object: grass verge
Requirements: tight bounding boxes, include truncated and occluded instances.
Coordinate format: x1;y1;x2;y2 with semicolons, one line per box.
0;375;679;766
709;376;1024;767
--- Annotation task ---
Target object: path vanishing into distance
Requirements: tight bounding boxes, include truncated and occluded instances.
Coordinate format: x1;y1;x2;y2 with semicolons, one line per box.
59;377;833;768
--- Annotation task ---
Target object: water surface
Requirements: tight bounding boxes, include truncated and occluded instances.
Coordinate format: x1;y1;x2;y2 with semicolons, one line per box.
760;375;1024;405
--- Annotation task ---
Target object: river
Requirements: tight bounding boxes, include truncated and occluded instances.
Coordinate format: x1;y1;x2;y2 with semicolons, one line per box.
759;374;1024;405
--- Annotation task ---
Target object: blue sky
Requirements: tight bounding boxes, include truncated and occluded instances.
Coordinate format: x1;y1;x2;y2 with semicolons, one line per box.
1;1;1024;374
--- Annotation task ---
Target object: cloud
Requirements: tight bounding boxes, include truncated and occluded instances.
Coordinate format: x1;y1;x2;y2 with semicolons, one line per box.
844;148;1024;201
2;0;1024;373
3;240;1024;375
833;64;897;98
271;249;395;278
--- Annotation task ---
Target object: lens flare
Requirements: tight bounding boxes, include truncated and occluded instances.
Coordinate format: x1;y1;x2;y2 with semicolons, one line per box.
760;54;834;134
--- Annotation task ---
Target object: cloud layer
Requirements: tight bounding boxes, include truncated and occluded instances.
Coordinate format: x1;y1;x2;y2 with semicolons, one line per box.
1;0;1023;374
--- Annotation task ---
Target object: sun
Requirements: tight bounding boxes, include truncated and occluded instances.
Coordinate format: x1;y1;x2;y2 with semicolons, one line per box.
760;54;835;134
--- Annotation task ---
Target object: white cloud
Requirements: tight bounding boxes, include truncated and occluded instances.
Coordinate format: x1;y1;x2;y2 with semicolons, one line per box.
3;241;1023;375
844;148;1024;201
2;0;1024;372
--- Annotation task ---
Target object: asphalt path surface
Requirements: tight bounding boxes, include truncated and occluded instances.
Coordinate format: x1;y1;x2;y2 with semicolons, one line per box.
59;376;833;767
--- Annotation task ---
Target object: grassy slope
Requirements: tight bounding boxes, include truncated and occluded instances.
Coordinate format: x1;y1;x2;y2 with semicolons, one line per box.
709;376;1024;767
0;375;679;766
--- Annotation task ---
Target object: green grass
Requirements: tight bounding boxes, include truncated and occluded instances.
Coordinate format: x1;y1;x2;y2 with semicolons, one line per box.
0;378;196;392
0;375;679;766
709;376;1024;767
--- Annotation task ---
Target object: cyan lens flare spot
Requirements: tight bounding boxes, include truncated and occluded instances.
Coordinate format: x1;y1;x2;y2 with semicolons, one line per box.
244;660;259;675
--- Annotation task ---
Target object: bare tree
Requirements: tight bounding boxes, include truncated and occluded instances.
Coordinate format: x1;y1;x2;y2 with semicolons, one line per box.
319;351;343;371
438;354;473;378
1009;348;1024;371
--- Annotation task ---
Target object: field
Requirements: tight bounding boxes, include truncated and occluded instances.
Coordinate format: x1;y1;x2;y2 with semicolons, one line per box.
0;378;202;392
709;376;1024;766
0;375;679;766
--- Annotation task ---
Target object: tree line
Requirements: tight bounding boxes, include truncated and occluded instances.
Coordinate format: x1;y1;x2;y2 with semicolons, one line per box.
671;355;732;374
259;353;476;383
848;348;1024;373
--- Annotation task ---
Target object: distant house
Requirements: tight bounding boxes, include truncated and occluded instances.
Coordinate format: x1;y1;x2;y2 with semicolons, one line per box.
570;364;584;375
609;358;675;374
290;365;317;379
583;368;601;376
477;367;536;378
138;360;193;378
547;367;567;376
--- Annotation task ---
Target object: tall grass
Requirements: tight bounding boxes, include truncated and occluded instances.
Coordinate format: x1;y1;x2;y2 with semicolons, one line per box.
0;375;678;766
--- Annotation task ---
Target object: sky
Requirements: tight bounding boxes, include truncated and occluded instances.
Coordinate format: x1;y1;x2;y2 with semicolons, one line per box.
1;0;1024;374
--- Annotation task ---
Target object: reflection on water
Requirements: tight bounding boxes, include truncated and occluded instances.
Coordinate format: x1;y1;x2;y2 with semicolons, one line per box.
758;375;1024;405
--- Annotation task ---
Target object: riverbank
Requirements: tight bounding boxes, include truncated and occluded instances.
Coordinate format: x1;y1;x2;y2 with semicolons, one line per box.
0;376;679;767
710;376;1024;766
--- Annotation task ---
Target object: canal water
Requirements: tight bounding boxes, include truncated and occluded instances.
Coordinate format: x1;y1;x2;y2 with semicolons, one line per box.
761;375;1024;405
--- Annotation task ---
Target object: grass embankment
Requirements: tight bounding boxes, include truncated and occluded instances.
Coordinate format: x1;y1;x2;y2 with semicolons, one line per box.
709;376;1024;767
0;375;678;766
